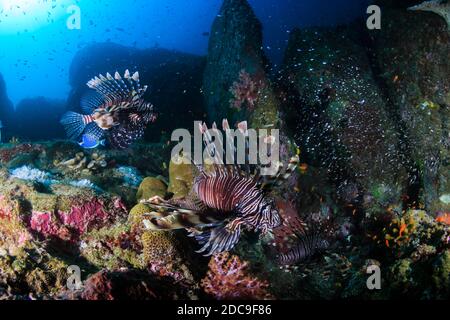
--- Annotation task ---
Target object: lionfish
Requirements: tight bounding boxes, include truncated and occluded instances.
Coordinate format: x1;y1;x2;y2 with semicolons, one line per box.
141;119;300;256
272;198;330;266
60;69;157;149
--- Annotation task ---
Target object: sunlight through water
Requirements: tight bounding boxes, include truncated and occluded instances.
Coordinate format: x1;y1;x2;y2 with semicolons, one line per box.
0;0;70;34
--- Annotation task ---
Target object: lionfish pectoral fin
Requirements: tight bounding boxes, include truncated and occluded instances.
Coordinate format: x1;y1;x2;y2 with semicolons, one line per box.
80;90;105;115
84;122;105;140
60;111;89;140
142;214;188;231
195;220;243;256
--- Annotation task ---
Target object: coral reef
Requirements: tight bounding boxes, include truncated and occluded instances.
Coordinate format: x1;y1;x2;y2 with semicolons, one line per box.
201;252;273;300
167;153;194;198
203;0;280;129
55;152;108;175
370;2;449;213
0;0;449;301
281;26;407;214
136;177;167;202
229;69;265;111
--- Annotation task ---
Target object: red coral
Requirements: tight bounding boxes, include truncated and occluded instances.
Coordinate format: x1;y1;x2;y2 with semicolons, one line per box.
229;69;264;111
201;252;273;300
80;270;161;300
0;143;43;163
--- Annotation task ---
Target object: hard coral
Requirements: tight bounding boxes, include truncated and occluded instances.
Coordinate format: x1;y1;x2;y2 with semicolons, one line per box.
142;230;194;285
201;252;273;300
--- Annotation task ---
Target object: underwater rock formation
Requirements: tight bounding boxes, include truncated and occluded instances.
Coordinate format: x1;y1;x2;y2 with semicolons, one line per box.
60;269;192;300
10;97;66;141
281;26;408;212
408;0;450;30
370;2;450;213
68;44;206;142
0;73;14;142
203;0;280;128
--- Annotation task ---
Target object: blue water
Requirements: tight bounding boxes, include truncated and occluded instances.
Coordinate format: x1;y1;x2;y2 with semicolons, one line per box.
0;0;369;106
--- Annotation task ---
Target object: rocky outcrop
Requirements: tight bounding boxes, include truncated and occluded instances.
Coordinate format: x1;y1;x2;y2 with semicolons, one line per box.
68;43;206;142
10;97;66;141
0;73;14;142
281;26;407;211
203;0;280;129
370;2;450;213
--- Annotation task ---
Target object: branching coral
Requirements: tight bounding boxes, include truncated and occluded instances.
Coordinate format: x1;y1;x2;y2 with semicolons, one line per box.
201;252;273;300
229;69;265;111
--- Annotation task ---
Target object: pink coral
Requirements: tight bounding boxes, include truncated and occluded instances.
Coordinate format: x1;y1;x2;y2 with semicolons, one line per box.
28;197;127;243
201;252;273;300
229;69;264;111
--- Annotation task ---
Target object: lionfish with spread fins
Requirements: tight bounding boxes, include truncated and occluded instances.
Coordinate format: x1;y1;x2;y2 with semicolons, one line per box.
60;69;157;149
141;119;300;256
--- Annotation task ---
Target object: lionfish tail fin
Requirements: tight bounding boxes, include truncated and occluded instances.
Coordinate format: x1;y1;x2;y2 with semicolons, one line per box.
193;220;242;256
60;111;91;140
86;70;147;104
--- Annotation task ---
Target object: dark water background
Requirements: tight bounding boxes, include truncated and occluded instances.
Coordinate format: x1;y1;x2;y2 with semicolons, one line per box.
0;0;369;106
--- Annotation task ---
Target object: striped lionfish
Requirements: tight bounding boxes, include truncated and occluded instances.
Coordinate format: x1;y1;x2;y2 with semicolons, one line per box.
60;69;157;149
141;119;300;256
273;199;331;265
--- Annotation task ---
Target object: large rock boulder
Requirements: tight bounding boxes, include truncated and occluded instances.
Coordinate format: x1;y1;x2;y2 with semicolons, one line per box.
10;97;66;141
0;73;14;142
370;1;450;213
67;43;206;142
281;26;408;211
203;0;280;129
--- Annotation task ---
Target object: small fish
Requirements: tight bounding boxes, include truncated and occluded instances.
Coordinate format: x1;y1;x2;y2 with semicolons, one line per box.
436;212;450;225
79;134;105;149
